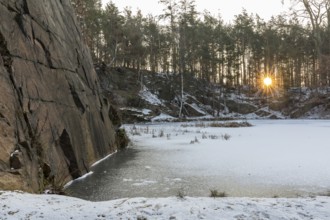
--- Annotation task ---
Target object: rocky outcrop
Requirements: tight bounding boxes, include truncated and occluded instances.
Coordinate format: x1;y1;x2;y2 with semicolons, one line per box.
98;67;271;121
0;0;123;192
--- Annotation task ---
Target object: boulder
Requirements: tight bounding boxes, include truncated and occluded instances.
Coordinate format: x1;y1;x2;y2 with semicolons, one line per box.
9;151;22;169
226;100;258;114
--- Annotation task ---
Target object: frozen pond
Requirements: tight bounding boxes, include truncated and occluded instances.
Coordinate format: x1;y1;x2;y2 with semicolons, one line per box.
67;120;330;201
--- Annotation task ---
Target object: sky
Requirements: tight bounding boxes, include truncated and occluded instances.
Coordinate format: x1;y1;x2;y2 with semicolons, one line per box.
101;0;289;23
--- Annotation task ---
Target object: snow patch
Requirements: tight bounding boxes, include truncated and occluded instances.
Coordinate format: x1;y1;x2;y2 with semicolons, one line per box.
91;151;117;167
120;107;152;115
139;86;163;105
64;171;94;188
132;180;158;186
142;108;152;114
151;113;175;122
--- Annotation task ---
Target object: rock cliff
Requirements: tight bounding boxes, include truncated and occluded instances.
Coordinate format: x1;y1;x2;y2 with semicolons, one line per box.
0;0;123;192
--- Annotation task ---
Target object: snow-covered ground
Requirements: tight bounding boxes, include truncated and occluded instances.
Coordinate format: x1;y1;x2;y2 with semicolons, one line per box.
124;120;330;197
1;120;330;219
1;191;330;219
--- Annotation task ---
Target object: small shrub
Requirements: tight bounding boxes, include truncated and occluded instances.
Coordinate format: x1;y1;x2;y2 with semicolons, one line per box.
43;164;73;195
194;136;199;143
116;129;129;149
132;130;141;136
190;136;199;144
209;122;223;127
209;135;219;139
209;121;253;128
181;121;253;128
159;130;164;137
181;122;205;128
144;126;149;134
202;133;207;139
320;191;330;197
195;122;206;127
130;126;141;136
50;172;70;195
177;188;186;199
222;133;231;140
210;189;227;198
167;133;171;140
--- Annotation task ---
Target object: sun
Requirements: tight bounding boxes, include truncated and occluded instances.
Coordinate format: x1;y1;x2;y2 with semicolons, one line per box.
263;77;272;87
256;74;278;99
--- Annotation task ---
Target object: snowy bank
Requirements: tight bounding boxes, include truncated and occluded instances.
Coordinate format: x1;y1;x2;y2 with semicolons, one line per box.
0;191;330;220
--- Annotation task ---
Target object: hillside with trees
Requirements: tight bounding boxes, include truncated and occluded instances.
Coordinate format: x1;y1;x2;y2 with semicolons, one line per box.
70;0;330;120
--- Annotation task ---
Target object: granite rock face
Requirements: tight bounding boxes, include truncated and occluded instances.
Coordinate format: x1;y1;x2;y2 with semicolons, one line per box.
0;0;122;192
